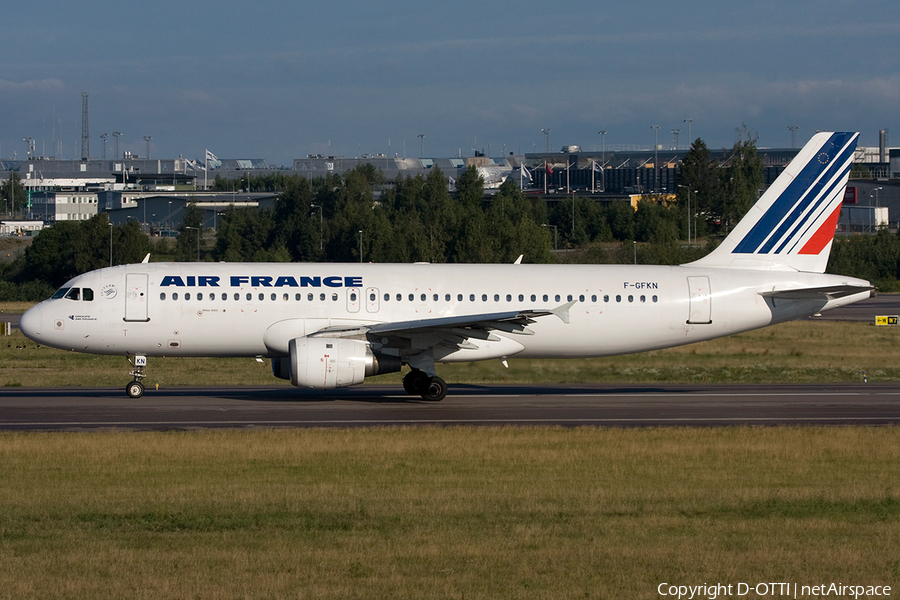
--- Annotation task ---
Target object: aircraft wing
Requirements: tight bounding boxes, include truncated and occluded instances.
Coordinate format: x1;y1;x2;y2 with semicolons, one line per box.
758;284;873;300
309;301;576;367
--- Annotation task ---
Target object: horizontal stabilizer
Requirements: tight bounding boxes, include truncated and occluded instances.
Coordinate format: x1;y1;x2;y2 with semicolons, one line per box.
758;284;873;301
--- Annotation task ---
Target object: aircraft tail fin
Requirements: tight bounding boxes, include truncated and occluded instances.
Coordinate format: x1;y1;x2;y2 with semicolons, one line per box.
685;131;859;273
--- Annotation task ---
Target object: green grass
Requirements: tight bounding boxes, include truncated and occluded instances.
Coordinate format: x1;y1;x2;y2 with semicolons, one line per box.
0;427;898;599
1;318;898;388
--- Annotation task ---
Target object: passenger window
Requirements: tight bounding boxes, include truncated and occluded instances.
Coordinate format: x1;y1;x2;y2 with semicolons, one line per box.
350;293;357;301
640;295;646;303
470;294;475;302
160;293;166;301
494;294;500;302
543;294;548;302
83;288;94;301
555;294;561;302
421;294;426;302
258;293;264;301
409;294;414;301
531;294;536;302
445;294;450;301
246;293;252;301
296;293;302;301
384;293;389;301
567;295;573;302
628;295;634;303
370;293;376;301
234;293;240;301
332;293;338;301
652;295;658;303
64;288;80;301
185;293;191;301
396;294;402;301
457;294;462;301
591;295;597;303
173;292;179;300
482;294;488;302
518;294;523;302
197;293;204;301
616;295;621;302
284;293;289;301
319;293;326;301
604;295;609;302
579;295;585;302
308;293;314;301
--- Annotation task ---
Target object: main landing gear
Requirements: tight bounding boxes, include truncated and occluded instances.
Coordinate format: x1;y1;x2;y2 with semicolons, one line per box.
402;369;448;402
126;354;148;398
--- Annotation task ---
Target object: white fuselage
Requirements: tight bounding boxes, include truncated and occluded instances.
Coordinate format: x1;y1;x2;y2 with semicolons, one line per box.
20;262;870;362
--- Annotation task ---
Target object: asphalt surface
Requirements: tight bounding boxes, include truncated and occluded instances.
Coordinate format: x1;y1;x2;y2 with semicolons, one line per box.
1;383;898;431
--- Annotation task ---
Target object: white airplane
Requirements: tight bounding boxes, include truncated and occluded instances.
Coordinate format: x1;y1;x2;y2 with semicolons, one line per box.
20;132;872;401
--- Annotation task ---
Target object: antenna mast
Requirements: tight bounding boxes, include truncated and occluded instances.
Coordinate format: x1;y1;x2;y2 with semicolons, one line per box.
81;92;89;161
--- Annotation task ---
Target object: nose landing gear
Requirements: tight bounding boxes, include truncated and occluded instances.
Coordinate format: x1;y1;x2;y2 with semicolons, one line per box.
126;355;147;398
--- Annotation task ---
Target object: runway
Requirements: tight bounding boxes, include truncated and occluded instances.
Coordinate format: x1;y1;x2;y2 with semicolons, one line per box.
1;383;899;430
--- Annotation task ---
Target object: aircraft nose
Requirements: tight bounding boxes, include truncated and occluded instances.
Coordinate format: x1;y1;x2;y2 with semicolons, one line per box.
20;305;42;340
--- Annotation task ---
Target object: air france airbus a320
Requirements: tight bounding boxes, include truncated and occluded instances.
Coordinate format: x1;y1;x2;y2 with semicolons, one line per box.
20;132;872;401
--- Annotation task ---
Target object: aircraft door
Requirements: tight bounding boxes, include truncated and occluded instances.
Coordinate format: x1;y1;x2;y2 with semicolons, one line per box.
687;276;712;324
124;273;150;322
365;287;380;313
347;288;360;313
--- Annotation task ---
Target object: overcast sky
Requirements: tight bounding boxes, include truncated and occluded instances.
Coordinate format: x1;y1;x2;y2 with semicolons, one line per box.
2;0;898;166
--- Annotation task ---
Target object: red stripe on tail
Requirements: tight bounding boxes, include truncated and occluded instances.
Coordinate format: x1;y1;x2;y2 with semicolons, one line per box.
799;204;842;255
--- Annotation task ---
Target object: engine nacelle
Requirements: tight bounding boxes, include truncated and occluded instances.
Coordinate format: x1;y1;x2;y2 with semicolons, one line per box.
285;336;400;389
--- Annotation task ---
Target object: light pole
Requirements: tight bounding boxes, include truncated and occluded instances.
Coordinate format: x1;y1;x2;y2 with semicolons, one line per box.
651;125;660;192
108;222;114;267
358;230;363;263
112;132;121;159
541;128;550;153
598;130;606;192
185;226;200;261
310;204;323;251
678;185;697;244
672;128;680;150
100;133;108;160
143;136;152;159
683;119;693;145
872;187;883;231
789;126;799;148
417;134;425;159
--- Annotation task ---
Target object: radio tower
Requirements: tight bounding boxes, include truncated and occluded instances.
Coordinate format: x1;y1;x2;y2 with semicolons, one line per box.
81;92;89;161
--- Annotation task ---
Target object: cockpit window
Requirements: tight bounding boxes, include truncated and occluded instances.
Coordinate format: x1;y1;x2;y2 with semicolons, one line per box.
64;288;81;301
51;287;70;300
83;288;94;301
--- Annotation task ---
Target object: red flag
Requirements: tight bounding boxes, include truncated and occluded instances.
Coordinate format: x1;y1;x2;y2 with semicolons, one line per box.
545;162;553;175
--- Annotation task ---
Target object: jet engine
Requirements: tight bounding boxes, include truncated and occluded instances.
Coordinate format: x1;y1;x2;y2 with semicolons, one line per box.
272;337;400;389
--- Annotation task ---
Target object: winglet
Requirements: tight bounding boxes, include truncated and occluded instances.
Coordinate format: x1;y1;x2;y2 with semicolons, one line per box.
141;253;151;264
550;300;577;324
514;254;523;265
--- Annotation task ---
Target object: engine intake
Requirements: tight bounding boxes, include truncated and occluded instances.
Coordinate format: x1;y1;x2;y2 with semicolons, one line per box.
279;336;400;389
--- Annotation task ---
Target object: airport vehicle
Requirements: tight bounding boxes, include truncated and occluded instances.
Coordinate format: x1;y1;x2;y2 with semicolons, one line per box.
20;132;872;401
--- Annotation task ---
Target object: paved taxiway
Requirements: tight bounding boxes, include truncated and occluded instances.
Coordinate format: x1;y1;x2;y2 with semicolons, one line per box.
1;383;898;430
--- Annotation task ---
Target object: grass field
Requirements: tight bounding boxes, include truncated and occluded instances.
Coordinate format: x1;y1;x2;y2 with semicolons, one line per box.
1;318;898;389
0;427;898;599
